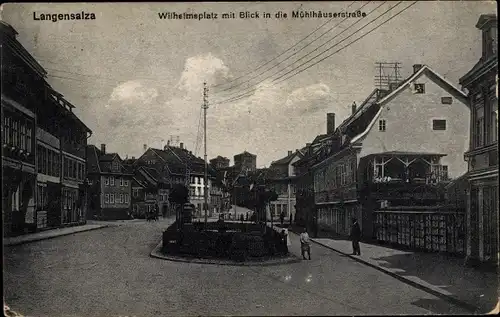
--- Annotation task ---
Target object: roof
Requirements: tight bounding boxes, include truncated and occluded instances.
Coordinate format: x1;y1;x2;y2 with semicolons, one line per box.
476;14;497;29
150;147;216;177
351;65;468;144
459;55;498;87
270;149;304;166
86;145;130;175
361;151;447;158
234;151;256;157
338;89;387;133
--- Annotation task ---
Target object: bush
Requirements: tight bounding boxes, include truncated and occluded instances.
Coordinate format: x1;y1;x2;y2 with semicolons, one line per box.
162;221;287;259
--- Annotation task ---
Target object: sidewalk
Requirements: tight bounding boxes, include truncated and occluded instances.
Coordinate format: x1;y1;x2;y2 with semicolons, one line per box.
4;223;109;246
311;236;499;314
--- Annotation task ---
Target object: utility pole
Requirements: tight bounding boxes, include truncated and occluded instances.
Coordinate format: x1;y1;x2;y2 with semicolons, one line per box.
203;82;209;227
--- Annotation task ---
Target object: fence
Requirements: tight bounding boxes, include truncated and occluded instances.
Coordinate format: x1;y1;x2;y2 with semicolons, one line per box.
374;210;466;255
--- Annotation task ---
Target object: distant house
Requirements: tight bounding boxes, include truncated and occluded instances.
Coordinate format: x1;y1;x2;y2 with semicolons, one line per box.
312;65;470;240
130;166;160;218
134;142;216;217
267;149;305;221
86;144;133;220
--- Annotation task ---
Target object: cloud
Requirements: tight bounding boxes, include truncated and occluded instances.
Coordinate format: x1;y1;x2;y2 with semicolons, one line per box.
93;55;335;166
285;83;333;114
176;53;230;94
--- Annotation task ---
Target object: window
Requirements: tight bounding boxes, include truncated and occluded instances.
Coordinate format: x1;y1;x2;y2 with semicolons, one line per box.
433;119;447;131
110;194;115;204
441;165;448;180
124;179;128;186
119;194;124;203
491;97;498;143
379;119;386;132
133;188;139;197
26;126;32;153
110;176;115;186
104;194;110;203
120;178;124;187
104;177;109;186
125;194;129;204
12;119;19;147
475;105;485;148
441;97;453;104
414;83;425;94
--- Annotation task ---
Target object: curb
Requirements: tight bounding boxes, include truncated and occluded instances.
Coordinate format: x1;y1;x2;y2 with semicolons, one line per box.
150;241;302;267
4;225;110;247
310;238;480;313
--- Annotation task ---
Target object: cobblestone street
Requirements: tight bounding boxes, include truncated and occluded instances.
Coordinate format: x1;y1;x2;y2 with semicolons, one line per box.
4;218;470;316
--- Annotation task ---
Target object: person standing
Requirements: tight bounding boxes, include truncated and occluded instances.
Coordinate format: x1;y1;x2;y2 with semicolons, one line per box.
350;217;361;255
299;228;311;260
280;211;285;226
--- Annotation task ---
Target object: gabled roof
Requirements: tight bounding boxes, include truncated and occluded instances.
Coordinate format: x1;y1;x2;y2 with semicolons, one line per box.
351;65;468;144
147;147;216;177
234;151;256;157
86;144;129;175
337;89;387;133
100;153;119;162
270;149;304;166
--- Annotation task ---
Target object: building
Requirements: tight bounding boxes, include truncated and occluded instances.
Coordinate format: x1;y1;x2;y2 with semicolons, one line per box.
293;113;339;230
210;156;230;169
312;65;470;248
459;14;498;266
134;142;216;217
86;144;133;220
267;149;305;221
2;21;42;236
2;21;91;236
234;151;257;173
38;90;91;229
130;166;160;218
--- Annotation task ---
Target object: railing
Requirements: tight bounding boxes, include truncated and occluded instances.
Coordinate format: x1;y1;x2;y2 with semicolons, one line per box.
374;210;466;255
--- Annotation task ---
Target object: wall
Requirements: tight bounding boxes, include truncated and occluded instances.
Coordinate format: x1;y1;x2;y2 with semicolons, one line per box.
358;71;470;179
100;174;131;210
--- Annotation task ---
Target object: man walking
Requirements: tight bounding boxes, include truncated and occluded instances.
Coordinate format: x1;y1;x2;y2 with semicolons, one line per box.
299;228;311;260
350;217;361;255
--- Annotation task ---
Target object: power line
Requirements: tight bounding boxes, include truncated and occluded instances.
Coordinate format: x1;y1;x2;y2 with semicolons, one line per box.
211;2;392;106
273;1;417;85
210;1;357;91
47;74;119;87
35;56;165;82
212;1;362;95
212;1;416;106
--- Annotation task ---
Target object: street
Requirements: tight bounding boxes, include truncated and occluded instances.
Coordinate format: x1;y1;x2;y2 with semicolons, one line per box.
4;218;470;316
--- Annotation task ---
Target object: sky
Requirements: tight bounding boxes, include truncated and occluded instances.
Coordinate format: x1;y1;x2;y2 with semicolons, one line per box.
1;1;497;167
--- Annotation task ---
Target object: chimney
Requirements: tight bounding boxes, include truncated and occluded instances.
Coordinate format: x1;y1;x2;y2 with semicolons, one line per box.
306;143;311;147
100;144;106;154
180;142;184;149
164;145;168;151
327;113;336;134
288;150;292;156
351;102;357;115
131;156;135;159
413;64;423;74
143;144;147;151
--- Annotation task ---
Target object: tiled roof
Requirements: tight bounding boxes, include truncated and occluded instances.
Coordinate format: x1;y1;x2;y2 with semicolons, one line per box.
86;145;129;174
151;147;217;177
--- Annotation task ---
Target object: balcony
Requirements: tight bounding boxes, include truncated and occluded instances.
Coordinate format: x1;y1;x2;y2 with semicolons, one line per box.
358;152;449;205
